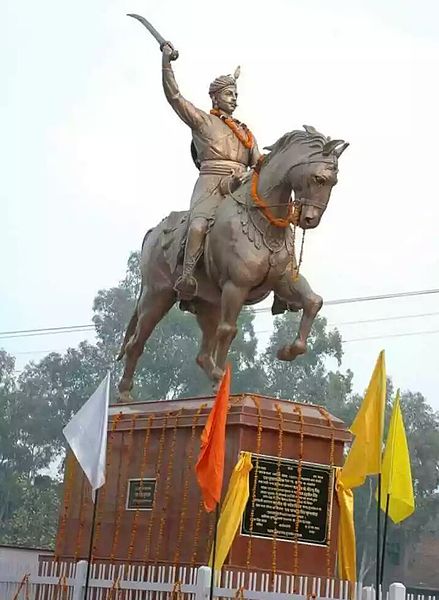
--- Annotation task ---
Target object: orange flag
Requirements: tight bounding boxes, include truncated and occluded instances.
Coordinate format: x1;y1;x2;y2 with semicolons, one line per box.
195;365;231;512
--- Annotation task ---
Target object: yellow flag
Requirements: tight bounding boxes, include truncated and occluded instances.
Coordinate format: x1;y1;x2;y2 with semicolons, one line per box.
380;391;415;523
339;350;386;489
335;469;356;582
209;452;253;570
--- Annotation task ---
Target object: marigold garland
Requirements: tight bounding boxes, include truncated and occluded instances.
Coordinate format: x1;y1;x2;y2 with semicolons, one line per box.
107;575;122;600
191;497;205;566
55;452;76;562
174;404;206;565
74;476;87;560
210;109;254;149
246;396;263;568
143;412;169;564
251;157;294;229
127;414;154;562
318;407;336;578
293;405;305;576
92;412;123;560
271;403;284;590
110;415;137;562
155;410;181;563
205;511;216;564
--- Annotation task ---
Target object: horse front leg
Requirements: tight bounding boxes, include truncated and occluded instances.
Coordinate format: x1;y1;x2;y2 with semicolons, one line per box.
274;272;323;361
211;281;249;382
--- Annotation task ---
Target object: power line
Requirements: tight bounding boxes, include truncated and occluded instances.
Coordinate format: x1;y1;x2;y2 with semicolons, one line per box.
343;329;439;343
1;287;438;340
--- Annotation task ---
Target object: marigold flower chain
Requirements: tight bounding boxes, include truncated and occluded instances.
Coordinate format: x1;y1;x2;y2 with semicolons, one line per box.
246;396;263;568
127;414;154;562
92;411;123;560
156;410;182;563
143;412;169;564
318;407;336;577
111;415;137;563
56;452;76;562
293;405;305;575
271;404;284;588
210;109;254;149
174;404;206;565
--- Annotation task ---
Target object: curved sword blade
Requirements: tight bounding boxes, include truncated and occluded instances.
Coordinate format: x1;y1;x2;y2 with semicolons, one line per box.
127;13;166;47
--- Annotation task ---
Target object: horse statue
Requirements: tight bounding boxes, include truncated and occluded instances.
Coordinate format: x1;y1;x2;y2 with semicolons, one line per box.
117;125;348;398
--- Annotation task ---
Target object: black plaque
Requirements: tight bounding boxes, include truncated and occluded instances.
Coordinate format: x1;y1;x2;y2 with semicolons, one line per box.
241;454;333;545
126;478;156;510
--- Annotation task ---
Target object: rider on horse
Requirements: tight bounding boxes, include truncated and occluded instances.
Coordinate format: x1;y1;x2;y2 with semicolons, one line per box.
162;43;261;300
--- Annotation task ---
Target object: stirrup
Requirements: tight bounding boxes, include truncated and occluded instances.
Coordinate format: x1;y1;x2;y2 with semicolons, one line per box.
174;274;198;301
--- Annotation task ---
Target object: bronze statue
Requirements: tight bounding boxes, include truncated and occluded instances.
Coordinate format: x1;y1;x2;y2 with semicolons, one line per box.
117;16;348;398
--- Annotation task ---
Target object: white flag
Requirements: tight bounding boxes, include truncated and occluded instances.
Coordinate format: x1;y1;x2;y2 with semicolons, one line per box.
63;372;110;499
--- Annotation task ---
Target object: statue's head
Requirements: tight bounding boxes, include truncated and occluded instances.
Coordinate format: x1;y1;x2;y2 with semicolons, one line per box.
209;67;240;115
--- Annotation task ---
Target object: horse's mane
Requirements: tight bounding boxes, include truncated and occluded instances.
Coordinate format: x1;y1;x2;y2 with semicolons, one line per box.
264;125;329;164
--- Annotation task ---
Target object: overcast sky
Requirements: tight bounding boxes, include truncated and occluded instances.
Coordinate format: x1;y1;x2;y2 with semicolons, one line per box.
2;0;438;410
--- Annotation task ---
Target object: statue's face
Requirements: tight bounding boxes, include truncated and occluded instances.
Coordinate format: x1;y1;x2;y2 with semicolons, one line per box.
214;85;238;115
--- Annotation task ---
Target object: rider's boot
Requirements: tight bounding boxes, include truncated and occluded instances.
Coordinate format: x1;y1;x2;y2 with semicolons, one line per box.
174;220;206;301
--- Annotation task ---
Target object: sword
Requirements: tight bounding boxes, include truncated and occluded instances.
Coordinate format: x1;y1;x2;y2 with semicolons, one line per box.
127;13;179;61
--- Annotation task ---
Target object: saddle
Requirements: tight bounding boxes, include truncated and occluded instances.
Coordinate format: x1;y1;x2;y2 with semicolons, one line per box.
161;211;189;274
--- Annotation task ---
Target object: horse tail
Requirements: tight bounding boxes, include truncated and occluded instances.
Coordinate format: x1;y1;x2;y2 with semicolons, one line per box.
117;228;154;361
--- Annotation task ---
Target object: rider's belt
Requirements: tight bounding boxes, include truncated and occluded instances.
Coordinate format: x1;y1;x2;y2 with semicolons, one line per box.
199;160;246;176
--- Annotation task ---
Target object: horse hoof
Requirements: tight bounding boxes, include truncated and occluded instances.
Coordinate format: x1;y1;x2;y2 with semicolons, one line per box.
118;390;134;403
196;354;215;378
211;367;225;382
277;341;307;362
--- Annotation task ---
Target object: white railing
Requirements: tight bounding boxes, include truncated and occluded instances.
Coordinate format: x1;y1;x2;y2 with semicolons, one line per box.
0;559;407;600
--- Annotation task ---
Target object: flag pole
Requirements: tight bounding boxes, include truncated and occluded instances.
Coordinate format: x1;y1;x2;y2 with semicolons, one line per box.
209;504;220;600
375;474;382;600
380;493;390;586
84;488;100;599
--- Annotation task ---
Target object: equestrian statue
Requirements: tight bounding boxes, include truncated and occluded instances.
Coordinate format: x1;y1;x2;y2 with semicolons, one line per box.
117;15;349;399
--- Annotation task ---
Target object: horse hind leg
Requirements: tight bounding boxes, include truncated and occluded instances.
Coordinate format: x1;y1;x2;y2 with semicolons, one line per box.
118;287;175;400
194;300;220;381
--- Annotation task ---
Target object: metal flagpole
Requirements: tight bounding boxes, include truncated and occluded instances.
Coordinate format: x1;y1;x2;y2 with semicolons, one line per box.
375;474;382;600
380;494;391;586
209;504;220;600
84;488;100;599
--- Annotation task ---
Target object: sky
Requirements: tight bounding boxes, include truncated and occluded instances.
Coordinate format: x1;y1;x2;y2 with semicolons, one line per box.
2;0;439;410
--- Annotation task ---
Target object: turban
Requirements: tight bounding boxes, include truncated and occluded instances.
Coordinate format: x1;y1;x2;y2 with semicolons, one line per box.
209;66;240;96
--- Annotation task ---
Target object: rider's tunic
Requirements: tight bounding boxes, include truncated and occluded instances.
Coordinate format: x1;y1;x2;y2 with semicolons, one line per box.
162;65;260;221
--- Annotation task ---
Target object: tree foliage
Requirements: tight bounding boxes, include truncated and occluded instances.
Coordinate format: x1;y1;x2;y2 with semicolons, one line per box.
0;251;437;586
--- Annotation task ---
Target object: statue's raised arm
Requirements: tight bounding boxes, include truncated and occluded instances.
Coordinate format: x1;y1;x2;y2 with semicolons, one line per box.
162;44;208;130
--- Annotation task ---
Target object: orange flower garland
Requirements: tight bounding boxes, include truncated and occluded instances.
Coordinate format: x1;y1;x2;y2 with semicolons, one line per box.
293;405;305;576
210;109;254;149
74;477;87;560
92;412;123;561
127;414;154;562
271;404;284;589
55;452;76;562
174;404;206;565
250;157;295;229
110;415;137;562
318;407;336;578
191;498;205;566
155;410;181;563
246;396;263;569
143;412;169;564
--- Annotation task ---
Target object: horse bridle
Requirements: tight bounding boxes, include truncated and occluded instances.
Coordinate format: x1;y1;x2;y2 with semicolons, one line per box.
286;156;338;211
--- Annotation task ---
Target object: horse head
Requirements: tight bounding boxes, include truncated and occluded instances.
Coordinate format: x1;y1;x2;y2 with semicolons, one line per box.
264;125;349;230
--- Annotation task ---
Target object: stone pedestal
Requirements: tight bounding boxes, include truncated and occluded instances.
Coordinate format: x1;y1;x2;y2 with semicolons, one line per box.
56;394;349;577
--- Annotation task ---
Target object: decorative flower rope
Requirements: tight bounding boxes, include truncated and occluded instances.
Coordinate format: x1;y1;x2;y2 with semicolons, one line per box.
93;412;123;560
127;414;155;563
191;497;205;566
246;396;263;568
318;407;336;577
293;405;305;575
210;109;254;149
53;574;68;600
143;412;169;564
55;452;76;561
74;476;87;560
110;415;137;562
106;575;122;600
171;580;184;600
174;404;206;565
251;157;294;228
155;410;182;563
205;511;216;564
271;403;284;590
